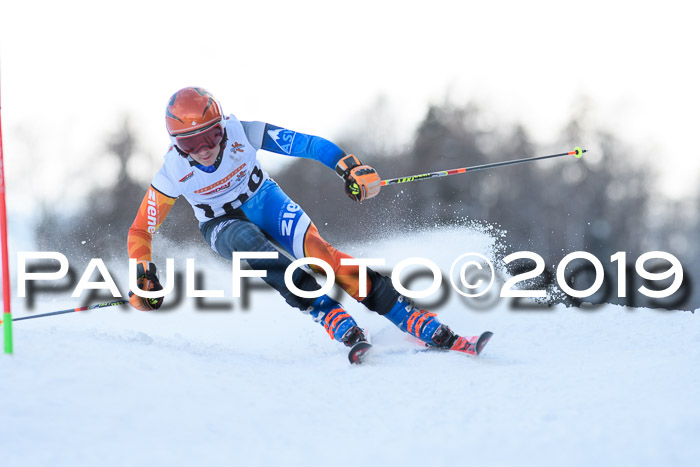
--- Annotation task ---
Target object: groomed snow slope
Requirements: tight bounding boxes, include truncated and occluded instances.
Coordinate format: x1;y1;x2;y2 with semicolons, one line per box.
1;228;698;467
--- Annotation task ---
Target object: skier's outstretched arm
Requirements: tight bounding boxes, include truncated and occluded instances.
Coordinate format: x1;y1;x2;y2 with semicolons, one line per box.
126;185;177;311
242;121;380;202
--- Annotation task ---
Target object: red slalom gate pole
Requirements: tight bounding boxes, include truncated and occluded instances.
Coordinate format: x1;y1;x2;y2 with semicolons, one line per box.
0;80;13;354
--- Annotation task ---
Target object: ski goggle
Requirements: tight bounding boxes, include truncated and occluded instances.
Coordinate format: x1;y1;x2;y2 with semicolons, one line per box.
174;122;224;154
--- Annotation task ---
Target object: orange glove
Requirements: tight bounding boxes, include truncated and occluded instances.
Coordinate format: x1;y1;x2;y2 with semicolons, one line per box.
335;154;381;202
128;261;164;311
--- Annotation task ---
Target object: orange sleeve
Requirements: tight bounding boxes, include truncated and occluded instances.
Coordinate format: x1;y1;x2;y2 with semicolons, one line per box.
127;186;177;262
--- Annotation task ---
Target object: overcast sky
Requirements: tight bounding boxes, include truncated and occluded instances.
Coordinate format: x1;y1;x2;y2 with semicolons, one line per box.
2;0;699;208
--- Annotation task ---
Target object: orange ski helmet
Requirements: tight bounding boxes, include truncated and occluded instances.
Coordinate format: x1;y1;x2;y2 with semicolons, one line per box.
166;87;224;154
166;87;223;135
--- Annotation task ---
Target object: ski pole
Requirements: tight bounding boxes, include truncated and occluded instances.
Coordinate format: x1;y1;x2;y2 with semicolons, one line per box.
380;147;586;187
0;299;128;324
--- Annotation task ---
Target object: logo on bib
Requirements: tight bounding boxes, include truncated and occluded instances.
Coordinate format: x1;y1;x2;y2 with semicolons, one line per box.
231;142;245;153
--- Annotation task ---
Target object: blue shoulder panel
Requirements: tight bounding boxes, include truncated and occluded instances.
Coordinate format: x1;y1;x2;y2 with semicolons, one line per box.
261;124;345;169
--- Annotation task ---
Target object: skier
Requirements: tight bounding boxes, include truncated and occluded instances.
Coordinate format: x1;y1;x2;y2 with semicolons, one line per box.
127;86;487;361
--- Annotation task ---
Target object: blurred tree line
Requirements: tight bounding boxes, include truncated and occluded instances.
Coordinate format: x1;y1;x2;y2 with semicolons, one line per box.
35;100;699;310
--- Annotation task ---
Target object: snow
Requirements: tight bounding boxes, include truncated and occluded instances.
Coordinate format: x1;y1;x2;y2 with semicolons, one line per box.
1;228;699;467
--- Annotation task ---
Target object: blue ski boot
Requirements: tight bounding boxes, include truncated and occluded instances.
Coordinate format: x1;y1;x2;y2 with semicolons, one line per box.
308;296;368;347
383;296;457;348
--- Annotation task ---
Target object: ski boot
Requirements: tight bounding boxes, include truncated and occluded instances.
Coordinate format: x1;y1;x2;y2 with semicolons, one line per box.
383;296;448;346
383;296;493;356
405;312;493;356
308;297;371;363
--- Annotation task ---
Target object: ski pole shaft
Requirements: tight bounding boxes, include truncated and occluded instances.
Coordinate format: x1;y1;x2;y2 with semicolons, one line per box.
1;299;128;324
380;147;586;187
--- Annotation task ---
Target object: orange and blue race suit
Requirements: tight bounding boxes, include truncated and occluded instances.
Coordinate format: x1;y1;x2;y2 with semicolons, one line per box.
127;115;402;315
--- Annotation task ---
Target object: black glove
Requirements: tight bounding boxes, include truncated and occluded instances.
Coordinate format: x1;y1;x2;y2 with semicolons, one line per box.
128;261;164;311
335;154;381;202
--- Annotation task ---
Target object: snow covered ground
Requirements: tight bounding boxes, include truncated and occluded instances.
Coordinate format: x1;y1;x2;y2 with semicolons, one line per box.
1;228;699;467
